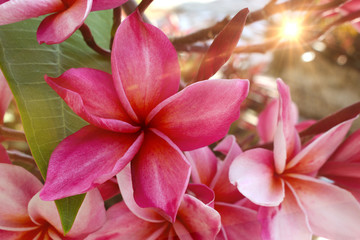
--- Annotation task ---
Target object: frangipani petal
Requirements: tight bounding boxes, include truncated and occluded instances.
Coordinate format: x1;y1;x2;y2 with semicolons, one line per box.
320;161;360;178
295;120;316;133
258;184;312;240
229;149;285;206
287;174;360;239
212;135;243;202
216;202;261;240
174;194;221;239
0;230;28;239
91;0;128;11
273;79;300;174
0;0;64;25
112;11;180;122
185;146;218;186
131;129;191;222
40;125;143;200
0;145;10;164
117;165;164;223
341;0;360;13
286;118;355;174
45;68;138;133
329;129;360;163
229;148;284;206
85;202;168;240
187;184;215;207
29;189;106;238
97;178;120;201
320;175;360;202
37;0;92;44
149;79;249;151
0;70;12;125
0;164;42;231
257;99;279;143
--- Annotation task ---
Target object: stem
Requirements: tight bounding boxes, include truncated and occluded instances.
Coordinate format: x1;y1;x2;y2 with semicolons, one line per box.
123;0;152;23
110;7;122;49
79;24;111;57
0;126;26;142
138;0;154;14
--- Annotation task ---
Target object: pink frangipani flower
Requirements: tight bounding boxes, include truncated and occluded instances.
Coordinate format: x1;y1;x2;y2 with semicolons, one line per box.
0;163;106;239
185;135;261;240
40;11;249;221
229;79;360;239
85;165;221;240
0;0;128;44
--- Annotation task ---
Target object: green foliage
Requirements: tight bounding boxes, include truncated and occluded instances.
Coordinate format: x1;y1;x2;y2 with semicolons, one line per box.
0;10;112;233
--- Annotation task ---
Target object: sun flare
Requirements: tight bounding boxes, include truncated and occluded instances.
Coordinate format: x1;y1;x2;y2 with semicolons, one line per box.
281;20;302;40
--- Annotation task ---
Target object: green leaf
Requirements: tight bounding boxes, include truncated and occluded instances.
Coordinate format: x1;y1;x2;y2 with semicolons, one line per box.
0;11;112;233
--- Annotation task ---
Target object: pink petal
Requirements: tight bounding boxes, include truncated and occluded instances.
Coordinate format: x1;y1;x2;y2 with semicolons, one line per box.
187;184;215;207
295;120;316;133
45;68;138;133
319;175;360;202
185;146;218;186
341;0;360;13
287;174;360;239
131;129;191;222
0;145;11;164
111;11;180;122
29;189;106;238
37;0;91;44
258;184;312;240
215;202;261;240
0;230;28;239
117;164;164;223
96;178;119;201
257;99;279;143
273;79;300;174
329;129;360;163
91;0;128;11
40;125;143;200
0;164;42;231
173;194;221;239
212;135;243;202
0;70;12;125
148;79;249;151
320;161;360;178
85;201;169;240
229;148;285;206
0;0;64;25
286;118;355;174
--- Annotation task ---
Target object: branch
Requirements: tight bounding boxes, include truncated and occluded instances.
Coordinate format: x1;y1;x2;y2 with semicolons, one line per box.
0;126;26;142
171;0;347;48
171;17;230;46
233;9;360;54
110;7;122;49
138;0;154;14
79;24;111;57
122;0;152;23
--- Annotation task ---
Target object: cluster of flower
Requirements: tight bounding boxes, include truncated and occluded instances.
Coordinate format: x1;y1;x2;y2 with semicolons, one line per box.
0;0;360;239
